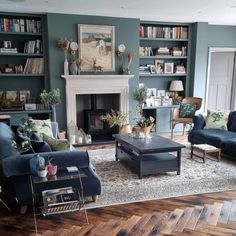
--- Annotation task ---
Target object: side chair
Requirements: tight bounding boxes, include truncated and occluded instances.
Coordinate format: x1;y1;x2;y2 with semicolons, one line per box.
171;97;202;139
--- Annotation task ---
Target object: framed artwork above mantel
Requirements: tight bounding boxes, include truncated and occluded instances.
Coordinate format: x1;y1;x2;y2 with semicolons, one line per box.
77;24;115;72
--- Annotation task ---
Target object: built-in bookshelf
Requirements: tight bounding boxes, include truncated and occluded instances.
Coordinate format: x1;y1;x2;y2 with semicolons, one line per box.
139;21;190;98
0;12;49;115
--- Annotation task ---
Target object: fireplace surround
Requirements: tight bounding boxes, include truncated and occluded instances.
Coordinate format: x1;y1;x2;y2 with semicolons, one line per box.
62;75;134;132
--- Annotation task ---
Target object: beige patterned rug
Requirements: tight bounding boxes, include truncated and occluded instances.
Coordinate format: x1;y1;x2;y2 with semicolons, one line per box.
85;143;236;209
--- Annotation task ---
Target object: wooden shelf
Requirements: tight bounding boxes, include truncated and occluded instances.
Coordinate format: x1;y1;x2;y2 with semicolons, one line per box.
0;31;42;36
140;56;187;59
140;37;189;42
0;53;44;57
139;73;187;77
0;73;45;77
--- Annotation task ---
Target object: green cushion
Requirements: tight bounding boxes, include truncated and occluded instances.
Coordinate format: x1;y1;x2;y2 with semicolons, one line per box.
179;103;196;118
42;134;70;151
30;119;53;138
204;110;229;130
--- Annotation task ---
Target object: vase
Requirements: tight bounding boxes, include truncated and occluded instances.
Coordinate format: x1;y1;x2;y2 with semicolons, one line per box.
48;164;57;176
38;169;48;178
119;124;132;134
132;125;153;138
69;61;78;75
51;105;57;122
64;57;69;75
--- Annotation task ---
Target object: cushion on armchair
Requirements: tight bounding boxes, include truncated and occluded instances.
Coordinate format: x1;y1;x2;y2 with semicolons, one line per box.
42;133;70;151
30;132;52;153
179;103;196;118
30;119;54;138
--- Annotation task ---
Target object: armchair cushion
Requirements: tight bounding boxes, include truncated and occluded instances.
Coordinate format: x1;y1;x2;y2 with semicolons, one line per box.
30;133;52;153
227;111;236;132
30;118;54;138
204;110;228;130
179;103;196;118
192;114;206;130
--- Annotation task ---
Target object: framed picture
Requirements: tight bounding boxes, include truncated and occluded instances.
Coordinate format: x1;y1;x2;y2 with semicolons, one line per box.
147;88;157;97
175;65;186;74
157;90;166;97
155;60;164;74
77;24;115;72
15;65;23;74
20;90;30;102
164;62;174;74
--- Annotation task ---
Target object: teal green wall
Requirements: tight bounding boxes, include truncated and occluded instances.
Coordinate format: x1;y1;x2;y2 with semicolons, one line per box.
46;13;139;129
192;23;236;111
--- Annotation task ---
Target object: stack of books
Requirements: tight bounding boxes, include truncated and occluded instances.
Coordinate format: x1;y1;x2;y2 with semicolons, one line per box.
156;47;170;55
0;48;17;53
24;40;42;54
139;65;151;74
172;47;182;56
23;58;44;74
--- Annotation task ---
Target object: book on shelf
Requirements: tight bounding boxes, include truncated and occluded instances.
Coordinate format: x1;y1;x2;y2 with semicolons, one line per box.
23;58;44;74
0;48;18;53
24;40;42;54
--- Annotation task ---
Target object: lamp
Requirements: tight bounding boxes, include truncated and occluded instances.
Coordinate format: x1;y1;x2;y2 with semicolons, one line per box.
169;80;184;101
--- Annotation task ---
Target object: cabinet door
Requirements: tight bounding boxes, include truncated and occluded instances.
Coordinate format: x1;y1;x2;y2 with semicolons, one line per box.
156;108;173;133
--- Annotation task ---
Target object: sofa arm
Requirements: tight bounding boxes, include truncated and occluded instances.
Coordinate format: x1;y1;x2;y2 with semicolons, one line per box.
2;150;89;178
192;114;205;130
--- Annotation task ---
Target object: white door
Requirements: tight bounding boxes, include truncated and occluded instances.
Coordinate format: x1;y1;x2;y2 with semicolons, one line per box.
207;52;234;110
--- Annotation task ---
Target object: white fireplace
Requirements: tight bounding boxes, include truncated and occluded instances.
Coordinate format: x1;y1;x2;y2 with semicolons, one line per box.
61;74;134;125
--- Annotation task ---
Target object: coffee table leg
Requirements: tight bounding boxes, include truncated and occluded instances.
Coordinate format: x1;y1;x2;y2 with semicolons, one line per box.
139;155;143;179
177;149;181;175
115;141;118;161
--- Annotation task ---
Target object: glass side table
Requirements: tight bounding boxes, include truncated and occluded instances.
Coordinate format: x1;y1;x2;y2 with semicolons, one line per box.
30;168;88;234
0;185;10;212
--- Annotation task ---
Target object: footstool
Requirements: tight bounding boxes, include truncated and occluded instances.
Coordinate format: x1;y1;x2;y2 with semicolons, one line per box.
191;144;221;163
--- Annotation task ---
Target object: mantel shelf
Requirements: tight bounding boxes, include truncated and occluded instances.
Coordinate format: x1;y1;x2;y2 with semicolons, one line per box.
61;74;134;79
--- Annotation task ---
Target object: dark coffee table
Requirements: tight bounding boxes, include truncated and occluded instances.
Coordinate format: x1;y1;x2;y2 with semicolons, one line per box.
112;133;185;179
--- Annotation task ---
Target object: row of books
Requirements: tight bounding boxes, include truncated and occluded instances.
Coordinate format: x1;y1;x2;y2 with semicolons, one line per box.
140;25;188;39
23;58;44;74
24;40;43;54
139;46;187;57
0;18;41;33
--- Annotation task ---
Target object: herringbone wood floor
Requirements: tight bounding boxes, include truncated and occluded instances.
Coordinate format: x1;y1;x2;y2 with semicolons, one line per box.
1;135;236;236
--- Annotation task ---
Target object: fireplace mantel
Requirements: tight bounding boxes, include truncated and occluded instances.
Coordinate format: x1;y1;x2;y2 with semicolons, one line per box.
62;74;134;125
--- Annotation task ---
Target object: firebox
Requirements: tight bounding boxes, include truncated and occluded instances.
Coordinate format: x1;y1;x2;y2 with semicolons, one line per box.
83;95;118;139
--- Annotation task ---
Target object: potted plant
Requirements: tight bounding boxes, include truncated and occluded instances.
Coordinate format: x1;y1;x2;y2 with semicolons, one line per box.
47;158;57;176
132;85;155;135
100;109;131;134
37;164;48;178
40;88;61;122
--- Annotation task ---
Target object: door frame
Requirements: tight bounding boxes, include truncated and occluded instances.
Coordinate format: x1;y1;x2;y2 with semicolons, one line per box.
205;47;236;113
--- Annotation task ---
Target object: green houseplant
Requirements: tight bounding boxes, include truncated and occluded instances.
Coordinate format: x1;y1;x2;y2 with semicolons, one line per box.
40;88;61;122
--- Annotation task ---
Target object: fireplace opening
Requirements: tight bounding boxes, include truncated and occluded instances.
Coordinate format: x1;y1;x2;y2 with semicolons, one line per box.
76;93;120;144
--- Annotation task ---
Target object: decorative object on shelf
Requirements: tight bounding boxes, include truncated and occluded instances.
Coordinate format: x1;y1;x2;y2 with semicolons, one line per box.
30;154;45;175
155;60;164;74
0;91;23;111
175;65;186;74
77;24;115;72
116;44;134;74
133;84;148;110
40;88;61;122
38;164;48;178
169;80;184;102
70;58;83;75
164;62;174;74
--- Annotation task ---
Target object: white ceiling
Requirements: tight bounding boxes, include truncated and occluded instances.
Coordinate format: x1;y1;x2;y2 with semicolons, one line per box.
1;0;236;25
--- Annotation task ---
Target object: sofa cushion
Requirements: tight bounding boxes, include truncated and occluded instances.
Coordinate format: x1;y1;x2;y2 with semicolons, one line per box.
179;103;196;118
30;132;52;153
30;119;54;138
222;139;236;155
42;133;70;151
204;110;228;130
189;129;236;147
227;111;236;132
0;123;18;161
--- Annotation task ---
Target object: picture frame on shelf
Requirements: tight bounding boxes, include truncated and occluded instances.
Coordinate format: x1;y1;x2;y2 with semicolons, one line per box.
77;24;115;72
147;88;157;97
15;65;23;74
155;60;164;74
20;90;30;103
157;90;166;97
175;65;186;74
164;62;174;74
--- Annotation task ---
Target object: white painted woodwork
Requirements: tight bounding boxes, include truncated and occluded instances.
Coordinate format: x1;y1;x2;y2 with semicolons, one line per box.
62;74;133;125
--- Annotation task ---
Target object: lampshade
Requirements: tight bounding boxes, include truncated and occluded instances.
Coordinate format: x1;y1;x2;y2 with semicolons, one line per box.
169;80;184;91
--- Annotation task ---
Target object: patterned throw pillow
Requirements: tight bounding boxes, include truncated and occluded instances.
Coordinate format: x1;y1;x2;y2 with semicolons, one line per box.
30;119;53;138
179;103;196;118
42;133;70;151
204;110;229;130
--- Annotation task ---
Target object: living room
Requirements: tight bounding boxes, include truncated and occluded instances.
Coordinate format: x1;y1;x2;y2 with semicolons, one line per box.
1;1;236;235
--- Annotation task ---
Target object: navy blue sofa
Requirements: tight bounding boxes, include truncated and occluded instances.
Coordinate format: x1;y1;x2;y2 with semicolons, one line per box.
188;111;236;156
0;122;101;212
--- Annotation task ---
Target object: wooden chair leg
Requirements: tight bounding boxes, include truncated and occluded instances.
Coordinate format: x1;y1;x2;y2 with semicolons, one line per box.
171;122;175;139
92;195;98;202
20;205;28;214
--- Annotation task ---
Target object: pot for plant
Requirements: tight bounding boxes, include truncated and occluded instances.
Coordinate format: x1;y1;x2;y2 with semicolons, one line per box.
132;124;154;138
38;169;48;178
119;124;132;134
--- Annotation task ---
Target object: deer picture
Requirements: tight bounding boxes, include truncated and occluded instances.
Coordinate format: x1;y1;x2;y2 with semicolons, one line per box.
92;58;103;72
